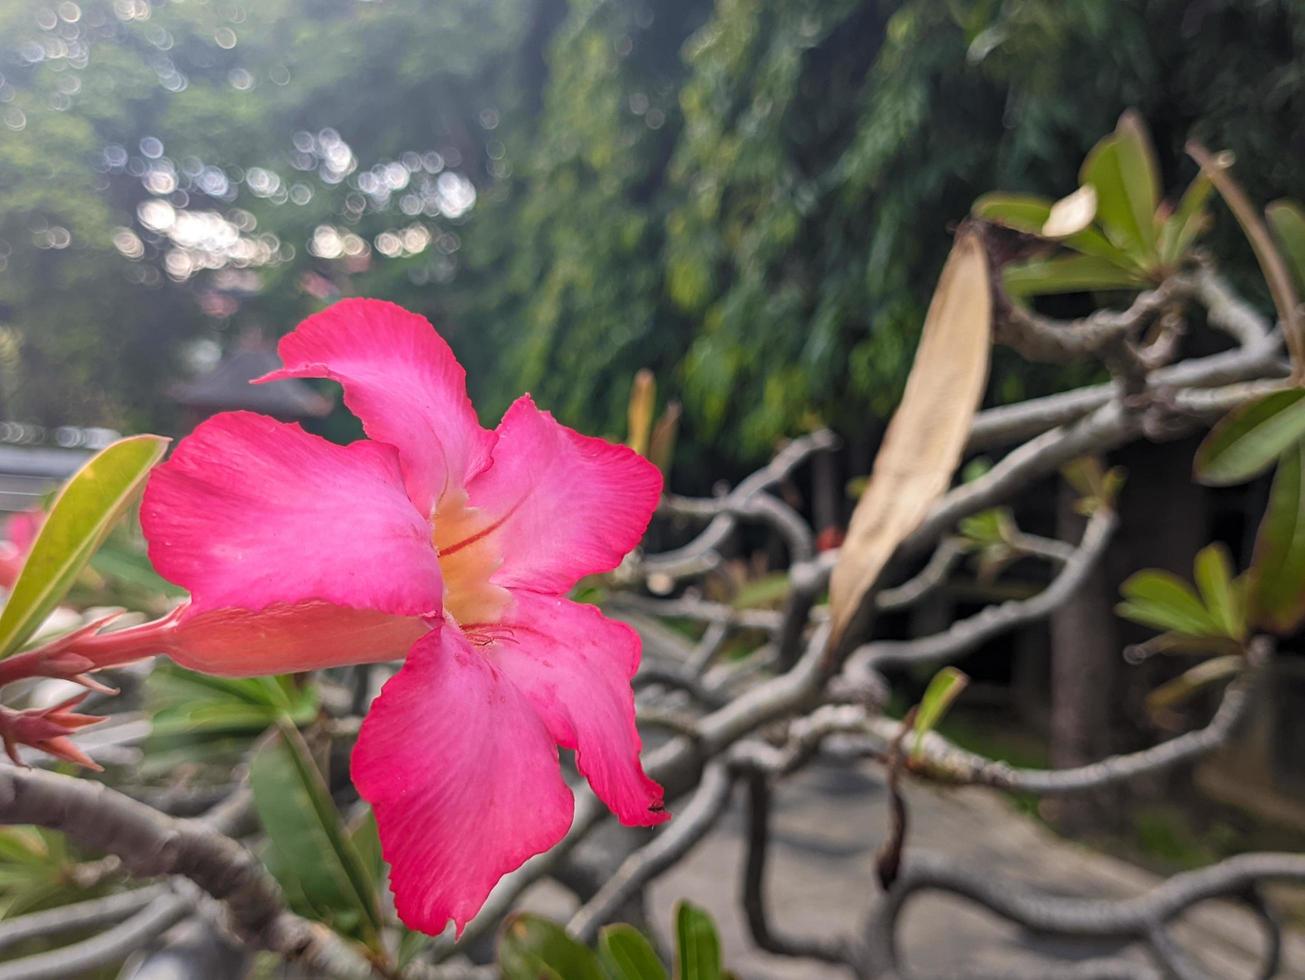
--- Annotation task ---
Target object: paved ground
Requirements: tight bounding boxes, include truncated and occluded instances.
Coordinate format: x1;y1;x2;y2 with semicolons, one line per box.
637;759;1305;979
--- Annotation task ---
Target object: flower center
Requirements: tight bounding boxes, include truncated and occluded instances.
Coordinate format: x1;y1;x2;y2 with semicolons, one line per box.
432;491;511;629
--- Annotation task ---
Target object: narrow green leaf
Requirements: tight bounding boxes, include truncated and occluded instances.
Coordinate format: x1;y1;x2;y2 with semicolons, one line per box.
1192;544;1243;640
1267;199;1305;293
0;435;168;658
1250;441;1305;633
1080;112;1160;258
1003;254;1144;298
972;192;1052;232
499;914;605;980
1158;170;1215;266
912;667;969;759
1194;389;1305;486
599;924;668;980
674;901;722;980
1146;655;1245;714
1118;571;1222;636
250;724;382;948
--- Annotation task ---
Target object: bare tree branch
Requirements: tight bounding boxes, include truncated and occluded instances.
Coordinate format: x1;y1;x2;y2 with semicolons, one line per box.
0;885;170;953
875;539;966;612
568;763;733;943
994;277;1182;366
607;593;783;633
862;851;1305;979
741;773;855;965
0;893;190;980
967;270;1281;452
887;639;1267;794
637;430;836;580
851;508;1117;674
0;767;393;980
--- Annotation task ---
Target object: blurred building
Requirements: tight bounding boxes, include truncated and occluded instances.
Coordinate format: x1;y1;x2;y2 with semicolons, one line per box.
169;327;333;431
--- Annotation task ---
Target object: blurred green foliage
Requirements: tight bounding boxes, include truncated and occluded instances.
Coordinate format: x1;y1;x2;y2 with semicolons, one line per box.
1;0;1302;470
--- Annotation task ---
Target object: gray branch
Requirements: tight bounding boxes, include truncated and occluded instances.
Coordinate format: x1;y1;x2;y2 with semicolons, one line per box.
0;767;393;980
0;894;190;980
862;851;1305;979
851;507;1117;673
568;762;733;943
0;885;170;952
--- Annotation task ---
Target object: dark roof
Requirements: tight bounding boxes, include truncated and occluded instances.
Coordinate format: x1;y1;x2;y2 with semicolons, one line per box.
170;348;333;419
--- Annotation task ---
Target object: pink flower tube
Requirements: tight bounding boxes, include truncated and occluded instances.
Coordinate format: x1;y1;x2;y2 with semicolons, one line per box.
61;299;668;935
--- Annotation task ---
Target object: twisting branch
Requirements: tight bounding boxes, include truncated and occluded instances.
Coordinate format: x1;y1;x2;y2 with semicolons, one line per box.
660;491;815;563
875;539;965;612
994;277;1182;368
889;638;1268;794
0;767;384;980
966;270;1282;452
638;430;836;580
740;773;856;966
862;851;1305;979
0;893;190;980
606;593;783;633
851;507;1117;673
1189;264;1272;347
568;763;733;943
0;885;170;952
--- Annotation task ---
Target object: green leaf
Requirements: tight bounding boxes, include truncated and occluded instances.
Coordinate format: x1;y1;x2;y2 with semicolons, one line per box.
499;914;605;980
145;664;318;754
1192;544;1244;640
971;192;1121;261
1145;655;1245;714
1158;170;1216;266
674;901;722;980
1002;254;1144;298
1251;441;1305;633
958;507;1015;547
0;435;168;659
1267;199;1305;293
1080;111;1161;259
1117;571;1222;636
972;192;1052;232
250;724;382;948
912;667;969;759
599;924;668;980
1194;389;1305;486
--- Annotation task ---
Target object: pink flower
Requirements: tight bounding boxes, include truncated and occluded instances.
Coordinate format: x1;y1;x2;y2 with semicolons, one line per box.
0;508;43;589
81;300;668;934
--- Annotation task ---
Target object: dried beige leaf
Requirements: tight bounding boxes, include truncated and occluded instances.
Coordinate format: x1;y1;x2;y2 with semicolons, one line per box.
1042;184;1098;238
829;230;993;648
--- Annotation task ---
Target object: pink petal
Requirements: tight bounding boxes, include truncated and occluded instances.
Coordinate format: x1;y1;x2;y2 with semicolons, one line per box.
142;411;441;617
259;299;496;515
4;509;42;553
462;396;662;594
352;628;574;935
489;592;667;827
105;601;426;675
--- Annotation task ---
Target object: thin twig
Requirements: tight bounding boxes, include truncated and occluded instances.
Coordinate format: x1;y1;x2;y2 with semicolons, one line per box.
850;508;1116;673
568;763;732;943
0;885;170;953
0;894;190;980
